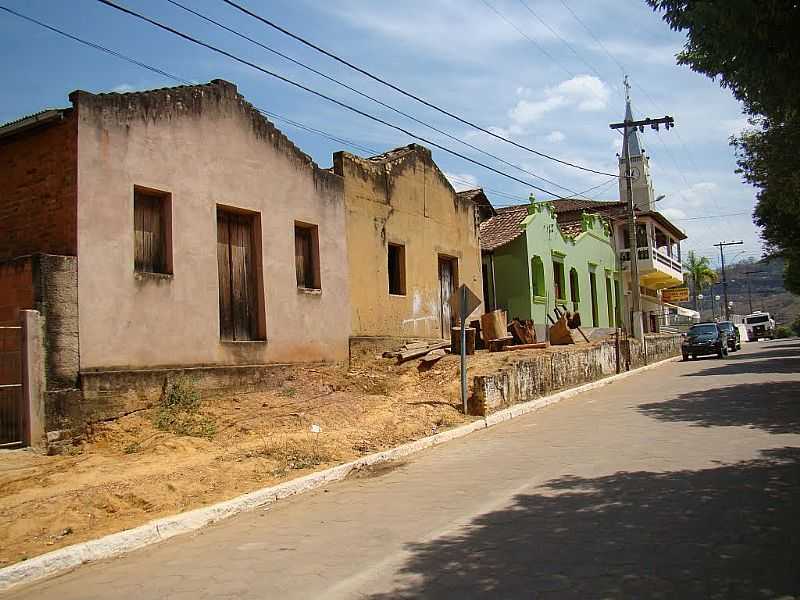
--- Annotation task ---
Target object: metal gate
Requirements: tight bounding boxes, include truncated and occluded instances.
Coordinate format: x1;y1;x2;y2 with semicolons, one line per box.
0;322;25;448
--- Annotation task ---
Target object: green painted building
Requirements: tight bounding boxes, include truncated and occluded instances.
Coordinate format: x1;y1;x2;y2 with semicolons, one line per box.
480;199;620;338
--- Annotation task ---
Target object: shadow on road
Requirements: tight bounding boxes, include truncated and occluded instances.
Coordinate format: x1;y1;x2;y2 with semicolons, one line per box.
638;381;800;434
683;354;800;376
367;447;800;599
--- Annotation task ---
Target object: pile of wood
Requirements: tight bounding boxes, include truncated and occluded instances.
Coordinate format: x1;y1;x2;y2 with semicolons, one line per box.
383;340;451;364
547;305;590;345
481;310;548;352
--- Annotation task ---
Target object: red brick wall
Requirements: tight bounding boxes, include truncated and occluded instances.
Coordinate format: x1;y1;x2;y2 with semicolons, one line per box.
0;257;34;323
0;114;78;260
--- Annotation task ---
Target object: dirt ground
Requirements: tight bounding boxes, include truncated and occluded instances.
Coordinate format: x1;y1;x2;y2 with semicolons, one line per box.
0;346;549;567
0;342;605;567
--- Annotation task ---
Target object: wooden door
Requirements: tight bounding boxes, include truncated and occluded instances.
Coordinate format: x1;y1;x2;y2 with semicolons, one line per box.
438;257;456;339
589;272;599;327
217;210;257;340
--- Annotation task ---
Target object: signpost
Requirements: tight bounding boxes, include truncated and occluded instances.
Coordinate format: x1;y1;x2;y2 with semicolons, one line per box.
661;287;689;303
448;284;481;414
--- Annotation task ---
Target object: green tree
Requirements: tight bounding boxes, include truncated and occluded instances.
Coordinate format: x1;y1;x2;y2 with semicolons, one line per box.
683;250;717;310
646;0;800;294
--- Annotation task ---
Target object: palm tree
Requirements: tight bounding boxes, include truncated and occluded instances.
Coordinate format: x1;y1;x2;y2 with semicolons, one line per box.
683;250;718;310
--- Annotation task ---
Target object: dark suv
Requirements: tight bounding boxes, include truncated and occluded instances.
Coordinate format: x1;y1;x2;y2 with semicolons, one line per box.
682;322;729;360
717;321;741;352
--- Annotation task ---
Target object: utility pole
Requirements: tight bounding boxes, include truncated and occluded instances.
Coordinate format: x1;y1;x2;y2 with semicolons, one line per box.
714;240;743;320
744;270;764;314
609;77;675;338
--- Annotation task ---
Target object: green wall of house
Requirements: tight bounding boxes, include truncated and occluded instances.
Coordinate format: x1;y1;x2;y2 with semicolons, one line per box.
490;201;620;331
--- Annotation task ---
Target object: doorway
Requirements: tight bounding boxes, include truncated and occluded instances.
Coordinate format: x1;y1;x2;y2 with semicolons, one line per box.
438;256;458;339
589;271;599;327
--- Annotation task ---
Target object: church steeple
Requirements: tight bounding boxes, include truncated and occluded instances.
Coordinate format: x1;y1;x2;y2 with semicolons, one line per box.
618;77;656;212
624;94;643;157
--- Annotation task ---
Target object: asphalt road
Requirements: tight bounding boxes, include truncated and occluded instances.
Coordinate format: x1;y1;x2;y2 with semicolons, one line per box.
6;339;800;599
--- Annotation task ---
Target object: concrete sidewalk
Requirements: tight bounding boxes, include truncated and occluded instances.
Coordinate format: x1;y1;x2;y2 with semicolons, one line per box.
6;339;800;599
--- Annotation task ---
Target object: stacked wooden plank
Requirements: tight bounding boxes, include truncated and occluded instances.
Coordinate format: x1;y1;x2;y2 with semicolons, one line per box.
383;340;451;364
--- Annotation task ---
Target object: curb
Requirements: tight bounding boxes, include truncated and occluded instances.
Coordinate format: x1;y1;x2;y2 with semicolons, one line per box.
0;354;679;592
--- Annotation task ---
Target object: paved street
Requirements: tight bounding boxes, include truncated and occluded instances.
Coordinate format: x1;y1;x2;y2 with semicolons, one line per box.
6;339;800;599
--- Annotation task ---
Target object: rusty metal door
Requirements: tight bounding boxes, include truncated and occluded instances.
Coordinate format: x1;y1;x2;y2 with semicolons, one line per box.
0;323;24;448
438;257;456;339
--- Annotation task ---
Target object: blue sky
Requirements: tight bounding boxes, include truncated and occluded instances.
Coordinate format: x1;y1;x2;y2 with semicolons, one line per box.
0;0;761;265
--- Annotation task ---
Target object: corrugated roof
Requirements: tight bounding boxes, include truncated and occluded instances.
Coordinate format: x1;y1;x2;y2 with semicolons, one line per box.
0;108;67;137
479;205;528;251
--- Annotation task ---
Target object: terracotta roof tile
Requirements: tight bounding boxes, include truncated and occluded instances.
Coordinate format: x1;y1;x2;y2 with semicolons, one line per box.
558;220;585;238
479;205;528;251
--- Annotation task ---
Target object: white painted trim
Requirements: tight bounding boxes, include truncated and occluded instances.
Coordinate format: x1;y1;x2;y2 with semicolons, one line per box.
0;354;679;592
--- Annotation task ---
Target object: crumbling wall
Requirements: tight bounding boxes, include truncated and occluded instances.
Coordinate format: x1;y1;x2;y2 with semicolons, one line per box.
469;334;681;415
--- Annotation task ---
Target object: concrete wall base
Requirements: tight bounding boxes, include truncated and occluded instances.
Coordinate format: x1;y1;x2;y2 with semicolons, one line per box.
470;333;681;416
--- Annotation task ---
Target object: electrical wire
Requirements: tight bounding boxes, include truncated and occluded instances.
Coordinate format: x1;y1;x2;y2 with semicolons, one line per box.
219;0;618;178
515;0;605;81
93;0;613;199
164;0;599;200
478;0;573;79
0;3;568;207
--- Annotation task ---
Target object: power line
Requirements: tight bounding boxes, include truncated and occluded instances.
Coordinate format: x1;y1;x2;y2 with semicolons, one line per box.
515;0;605;81
558;0;625;75
94;0;613;200
164;0;599;200
219;0;618;178
672;211;750;222
1;3;617;210
0;7;382;160
478;0;573;79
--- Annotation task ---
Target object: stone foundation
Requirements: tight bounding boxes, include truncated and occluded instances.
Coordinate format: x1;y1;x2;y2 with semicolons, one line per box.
469;334;681;416
44;362;316;435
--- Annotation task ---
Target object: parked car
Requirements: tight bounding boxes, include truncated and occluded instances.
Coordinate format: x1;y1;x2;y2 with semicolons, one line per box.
682;322;729;360
717;321;741;352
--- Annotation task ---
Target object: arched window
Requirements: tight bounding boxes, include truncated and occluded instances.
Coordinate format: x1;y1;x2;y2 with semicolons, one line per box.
530;256;545;298
569;268;580;309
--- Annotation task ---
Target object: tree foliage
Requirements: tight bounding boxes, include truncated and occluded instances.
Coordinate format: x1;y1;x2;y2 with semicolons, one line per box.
683;250;717;309
646;0;800;294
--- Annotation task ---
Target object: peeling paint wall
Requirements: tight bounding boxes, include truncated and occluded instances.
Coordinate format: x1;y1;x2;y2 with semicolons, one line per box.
334;145;483;339
74;80;350;369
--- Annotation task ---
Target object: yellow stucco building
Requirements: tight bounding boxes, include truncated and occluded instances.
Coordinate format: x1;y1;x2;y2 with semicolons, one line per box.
333;144;483;340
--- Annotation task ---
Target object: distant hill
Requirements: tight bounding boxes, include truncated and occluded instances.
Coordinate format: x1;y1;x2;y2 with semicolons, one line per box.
687;257;800;324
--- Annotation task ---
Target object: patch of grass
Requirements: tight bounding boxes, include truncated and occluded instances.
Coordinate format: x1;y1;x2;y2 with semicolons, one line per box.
123;442;141;454
279;386;297;398
153;375;216;439
246;435;334;478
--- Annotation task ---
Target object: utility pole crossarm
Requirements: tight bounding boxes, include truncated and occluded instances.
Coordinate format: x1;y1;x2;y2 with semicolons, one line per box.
611;76;677;338
609;116;675;131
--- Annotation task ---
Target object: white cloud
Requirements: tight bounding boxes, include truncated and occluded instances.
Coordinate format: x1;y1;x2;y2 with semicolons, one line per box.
445;172;479;191
545;130;566;143
509;75;610;127
111;83;136;93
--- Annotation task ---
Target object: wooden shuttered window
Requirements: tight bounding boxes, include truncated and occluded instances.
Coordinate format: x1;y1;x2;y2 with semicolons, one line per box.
294;223;320;290
134;190;168;274
217;210;259;341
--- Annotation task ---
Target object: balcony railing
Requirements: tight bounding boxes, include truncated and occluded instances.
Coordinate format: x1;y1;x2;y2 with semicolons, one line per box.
620;247;682;275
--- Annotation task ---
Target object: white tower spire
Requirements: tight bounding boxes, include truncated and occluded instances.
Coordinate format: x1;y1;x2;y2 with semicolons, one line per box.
618;77;655;212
